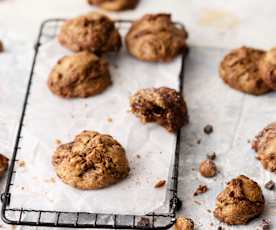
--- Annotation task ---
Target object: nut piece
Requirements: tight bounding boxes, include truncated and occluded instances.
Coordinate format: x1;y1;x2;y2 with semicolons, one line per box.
219;47;271;95
199;160;217;178
174;217;194;230
259;47;276;90
58;12;121;54
265;180;275;190
154;180;166;188
203;124;213;134
193;185;208;196
126;14;188;62
0;154;9;177
52;130;130;190
214;175;265;225
87;0;139;11
48;51;111;98
0;40;4;52
252;123;276;172
130;87;189;132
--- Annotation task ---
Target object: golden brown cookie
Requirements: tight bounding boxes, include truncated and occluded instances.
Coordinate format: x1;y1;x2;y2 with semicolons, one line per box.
58;12;121;53
259;47;276;90
199;159;217;178
125;14;188;62
174;217;194;230
252;123;276;172
130;87;188;132
0;154;9;177
52;130;130;190
48;51;111;98
87;0;139;11
214;175;265;225
219;47;271;95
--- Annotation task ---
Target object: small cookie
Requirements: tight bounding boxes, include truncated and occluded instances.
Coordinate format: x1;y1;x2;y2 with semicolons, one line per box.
259;47;276;90
130;87;189;132
199;159;217;178
174;217;194;230
88;0;139;11
214;175;265;225
58;12;121;53
252;123;276;172
125;14;188;62
0;154;9;177
52;130;130;190
219;47;271;95
48;51;111;98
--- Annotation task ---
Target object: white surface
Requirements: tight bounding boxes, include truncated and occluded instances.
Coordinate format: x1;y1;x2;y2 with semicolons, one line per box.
1;0;276;229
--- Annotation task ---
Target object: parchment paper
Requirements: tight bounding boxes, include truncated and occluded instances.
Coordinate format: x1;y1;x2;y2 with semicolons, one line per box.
8;23;181;215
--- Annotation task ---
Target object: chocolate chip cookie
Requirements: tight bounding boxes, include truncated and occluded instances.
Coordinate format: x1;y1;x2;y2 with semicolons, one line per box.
0;154;9;177
58;12;121;54
125;14;188;62
259;47;276;90
87;0;139;11
219;47;271;95
252;123;276;172
48;51;111;98
52;131;130;190
214;175;265;225
130;87;188;132
174;217;194;230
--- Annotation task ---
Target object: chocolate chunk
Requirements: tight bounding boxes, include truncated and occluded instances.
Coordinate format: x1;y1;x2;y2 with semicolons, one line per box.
193;185;208;196
204;125;213;134
265;180;275;190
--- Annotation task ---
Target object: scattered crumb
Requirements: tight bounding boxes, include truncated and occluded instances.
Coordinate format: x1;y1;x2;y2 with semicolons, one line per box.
262;219;271;230
207;209;212;213
176;197;183;211
45;177;56;184
197;139;201;144
199;159;217;177
137;217;150;227
193;200;201;205
107;117;113;123
210;222;214;226
204;124;213;134
207;152;216;160
0;40;4;53
217;227;224;230
174;217;194;230
136;154;141;159
55;139;62;145
265;180;275;190
191;168;196;171
247;139;251;143
154;180;166;188
21;186;24;190
18;160;26;168
193;185;208;196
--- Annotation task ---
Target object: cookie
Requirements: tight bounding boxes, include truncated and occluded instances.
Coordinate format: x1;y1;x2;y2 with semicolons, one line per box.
58;12;121;54
199;159;217;178
48;51;111;98
252;123;276;172
130;87;188;132
125;14;188;62
88;0;139;11
219;47;271;95
174;217;194;230
214;175;265;225
52;131;130;190
0;154;9;177
259;47;276;90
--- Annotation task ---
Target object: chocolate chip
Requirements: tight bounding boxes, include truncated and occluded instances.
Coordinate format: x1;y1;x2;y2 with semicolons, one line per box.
207;152;216;160
204;125;213;134
265;180;275;190
193;185;208;196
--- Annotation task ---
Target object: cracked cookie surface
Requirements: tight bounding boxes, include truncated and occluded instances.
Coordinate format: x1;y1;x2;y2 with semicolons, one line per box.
130;87;188;132
58;12;121;53
87;0;139;11
125;14;188;62
214;175;265;225
48;51;111;98
219;46;271;95
252;122;276;172
52;131;130;190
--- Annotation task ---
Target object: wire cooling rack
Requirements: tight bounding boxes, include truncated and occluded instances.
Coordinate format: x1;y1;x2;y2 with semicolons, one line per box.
1;19;187;229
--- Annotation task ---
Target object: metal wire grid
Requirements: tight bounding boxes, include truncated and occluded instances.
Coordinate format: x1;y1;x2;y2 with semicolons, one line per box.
1;19;186;229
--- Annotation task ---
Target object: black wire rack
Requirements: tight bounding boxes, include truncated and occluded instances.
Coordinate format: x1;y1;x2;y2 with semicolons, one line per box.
1;19;187;229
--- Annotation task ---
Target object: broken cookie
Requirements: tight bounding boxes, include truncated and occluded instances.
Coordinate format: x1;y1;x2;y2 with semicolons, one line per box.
199;159;217;178
174;217;194;230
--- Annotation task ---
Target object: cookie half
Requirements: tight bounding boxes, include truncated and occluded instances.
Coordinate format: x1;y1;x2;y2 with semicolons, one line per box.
48;51;111;98
88;0;139;11
125;14;188;62
52;131;130;190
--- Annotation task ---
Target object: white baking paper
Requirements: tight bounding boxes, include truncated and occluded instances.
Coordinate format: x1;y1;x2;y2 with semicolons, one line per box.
7;23;181;215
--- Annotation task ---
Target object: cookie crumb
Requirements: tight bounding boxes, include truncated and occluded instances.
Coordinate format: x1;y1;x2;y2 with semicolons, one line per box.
137;217;150;227
204;125;213;134
0;40;4;52
199;159;217;177
265;180;275;190
107;117;113;123
193;185;208;196
136;154;141;159
217;227;224;230
262;219;270;230
207;152;216;160
18;160;26;168
194;200;201;205
154;180;166;188
196;139;201;144
174;217;194;230
55;139;62;145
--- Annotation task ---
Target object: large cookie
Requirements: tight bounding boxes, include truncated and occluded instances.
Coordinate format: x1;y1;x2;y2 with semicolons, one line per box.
58;12;121;53
219;47;271;95
48;51;111;98
125;14;188;62
52;131;130;190
87;0;139;11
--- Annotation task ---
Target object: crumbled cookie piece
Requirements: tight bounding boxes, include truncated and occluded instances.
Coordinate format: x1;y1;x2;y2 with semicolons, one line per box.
214;175;265;225
0;154;9;177
199;159;217;178
55;139;62;145
18;160;26;168
252;123;276;172
0;40;4;52
137;217;150;227
58;12;121;54
265;180;275;190
126;13;188;62
154;180;166;188
207;152;216;160
48;51;111;98
174;217;194;230
193;185;208;196
87;0;139;11
262;219;271;230
204;124;213;134
52;130;130;189
130;87;188;132
219;46;271;95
